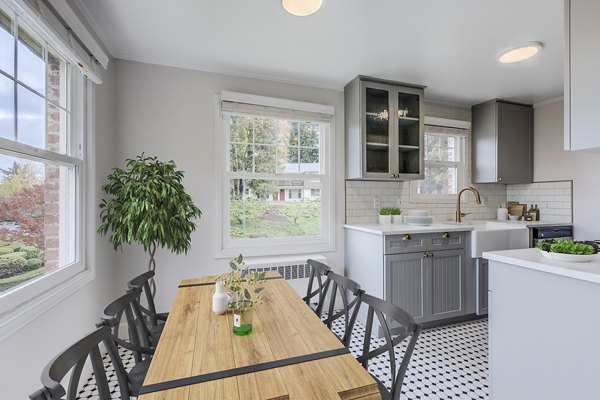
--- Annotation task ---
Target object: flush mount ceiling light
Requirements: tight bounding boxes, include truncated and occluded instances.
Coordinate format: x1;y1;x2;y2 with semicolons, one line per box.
499;42;543;64
282;0;323;16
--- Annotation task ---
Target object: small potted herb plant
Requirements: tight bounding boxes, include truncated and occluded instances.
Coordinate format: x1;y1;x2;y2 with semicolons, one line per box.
379;207;393;224
217;254;266;335
389;207;402;223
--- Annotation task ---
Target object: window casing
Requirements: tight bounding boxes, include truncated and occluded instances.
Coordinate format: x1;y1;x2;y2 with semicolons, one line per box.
0;3;85;315
216;93;335;257
410;125;468;203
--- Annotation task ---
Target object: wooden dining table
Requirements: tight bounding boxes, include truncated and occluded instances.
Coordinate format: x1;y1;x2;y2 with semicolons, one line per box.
137;271;380;400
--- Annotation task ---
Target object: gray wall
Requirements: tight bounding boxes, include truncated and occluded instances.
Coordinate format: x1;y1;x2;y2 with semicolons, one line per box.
112;59;346;312
0;64;117;397
533;98;600;239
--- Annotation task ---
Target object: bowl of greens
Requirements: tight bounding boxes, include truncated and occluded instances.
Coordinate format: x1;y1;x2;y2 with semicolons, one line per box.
537;239;599;262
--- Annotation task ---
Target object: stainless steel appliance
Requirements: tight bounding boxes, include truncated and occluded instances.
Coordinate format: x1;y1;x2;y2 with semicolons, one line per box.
530;226;573;247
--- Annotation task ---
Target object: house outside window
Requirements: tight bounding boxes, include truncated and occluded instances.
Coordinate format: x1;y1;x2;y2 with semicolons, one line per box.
216;92;335;257
411;124;468;202
0;4;85;313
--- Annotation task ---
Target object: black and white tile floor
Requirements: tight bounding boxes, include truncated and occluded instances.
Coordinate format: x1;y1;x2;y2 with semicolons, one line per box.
77;318;489;400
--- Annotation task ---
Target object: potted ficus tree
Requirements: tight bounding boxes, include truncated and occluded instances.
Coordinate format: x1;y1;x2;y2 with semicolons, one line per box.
98;154;202;296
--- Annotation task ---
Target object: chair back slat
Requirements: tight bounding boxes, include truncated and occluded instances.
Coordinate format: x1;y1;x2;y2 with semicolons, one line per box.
304;259;332;315
355;293;421;400
128;270;161;326
323;272;363;346
65;358;85;400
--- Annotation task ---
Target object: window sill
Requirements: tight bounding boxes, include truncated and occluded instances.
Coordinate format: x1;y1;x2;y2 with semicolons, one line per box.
0;269;94;342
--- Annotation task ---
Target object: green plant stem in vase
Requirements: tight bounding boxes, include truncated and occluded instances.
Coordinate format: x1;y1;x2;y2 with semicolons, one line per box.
217;254;266;336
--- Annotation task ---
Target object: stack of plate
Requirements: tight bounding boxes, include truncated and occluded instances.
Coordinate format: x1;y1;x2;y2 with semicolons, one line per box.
403;210;434;226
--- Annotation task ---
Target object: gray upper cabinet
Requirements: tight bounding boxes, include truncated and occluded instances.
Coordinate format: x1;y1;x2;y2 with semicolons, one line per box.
472;99;533;184
345;76;425;180
564;0;600;151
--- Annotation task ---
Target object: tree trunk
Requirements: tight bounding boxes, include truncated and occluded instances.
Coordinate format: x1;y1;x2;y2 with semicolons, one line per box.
148;240;157;298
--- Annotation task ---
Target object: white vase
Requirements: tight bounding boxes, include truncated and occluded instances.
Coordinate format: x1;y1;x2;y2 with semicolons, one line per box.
392;215;402;224
212;281;229;315
379;215;392;224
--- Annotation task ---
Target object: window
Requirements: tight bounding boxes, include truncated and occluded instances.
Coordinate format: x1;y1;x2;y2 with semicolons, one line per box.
411;125;467;202
0;4;84;313
217;93;334;257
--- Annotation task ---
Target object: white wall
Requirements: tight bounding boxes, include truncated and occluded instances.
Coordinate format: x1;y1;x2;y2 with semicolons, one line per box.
534;99;600;239
112;59;346;312
0;65;116;398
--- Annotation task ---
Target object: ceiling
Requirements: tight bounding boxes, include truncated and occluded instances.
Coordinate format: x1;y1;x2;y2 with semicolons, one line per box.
75;0;564;106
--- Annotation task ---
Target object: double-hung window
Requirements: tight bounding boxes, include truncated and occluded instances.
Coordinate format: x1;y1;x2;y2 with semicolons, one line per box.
0;3;85;314
411;124;468;202
217;92;335;257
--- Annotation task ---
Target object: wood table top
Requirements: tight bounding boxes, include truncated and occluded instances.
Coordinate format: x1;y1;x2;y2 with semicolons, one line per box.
138;271;379;400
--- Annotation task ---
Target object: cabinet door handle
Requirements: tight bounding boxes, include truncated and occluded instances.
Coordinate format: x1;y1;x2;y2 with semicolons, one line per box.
402;234;411;241
442;232;450;239
498;177;503;182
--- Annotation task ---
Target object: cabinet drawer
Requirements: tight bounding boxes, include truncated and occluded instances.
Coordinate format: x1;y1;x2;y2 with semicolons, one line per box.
385;233;428;254
427;232;465;251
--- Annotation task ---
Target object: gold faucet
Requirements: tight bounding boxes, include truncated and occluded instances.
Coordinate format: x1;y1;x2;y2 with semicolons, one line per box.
455;186;482;222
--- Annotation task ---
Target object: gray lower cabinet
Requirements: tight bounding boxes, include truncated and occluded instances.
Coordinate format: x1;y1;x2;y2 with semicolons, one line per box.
385;248;465;324
345;228;468;328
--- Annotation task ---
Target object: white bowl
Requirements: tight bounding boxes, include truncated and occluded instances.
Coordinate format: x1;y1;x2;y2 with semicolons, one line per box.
508;215;520;221
406;210;430;217
403;215;434;226
539;249;594;263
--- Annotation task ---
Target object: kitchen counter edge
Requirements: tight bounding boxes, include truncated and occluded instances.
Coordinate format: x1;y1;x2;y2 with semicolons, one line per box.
343;223;474;235
483;248;600;285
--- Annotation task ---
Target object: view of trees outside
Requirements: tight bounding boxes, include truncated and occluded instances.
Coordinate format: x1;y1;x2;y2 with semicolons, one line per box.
417;134;460;195
0;158;47;292
228;115;322;239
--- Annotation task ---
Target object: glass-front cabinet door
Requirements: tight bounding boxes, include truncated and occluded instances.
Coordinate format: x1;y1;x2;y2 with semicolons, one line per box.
397;90;422;176
364;86;391;174
345;76;424;180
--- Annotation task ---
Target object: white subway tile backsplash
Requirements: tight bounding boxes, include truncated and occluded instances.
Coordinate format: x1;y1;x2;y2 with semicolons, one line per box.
346;179;573;224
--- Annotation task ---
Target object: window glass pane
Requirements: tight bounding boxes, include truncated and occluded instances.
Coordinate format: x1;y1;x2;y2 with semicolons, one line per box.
0;9;14;76
47;49;68;109
297;122;320;147
253;144;276;173
417;165;458;195
254;118;277;144
17;84;45;148
278;146;299;173
0;73;14;140
230;115;252;143
17;27;44;94
0;154;75;293
229;178;321;239
230;143;252;172
299;148;319;172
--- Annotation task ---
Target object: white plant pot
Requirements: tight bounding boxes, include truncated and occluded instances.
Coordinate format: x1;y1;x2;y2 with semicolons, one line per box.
391;215;402;224
379;215;392;224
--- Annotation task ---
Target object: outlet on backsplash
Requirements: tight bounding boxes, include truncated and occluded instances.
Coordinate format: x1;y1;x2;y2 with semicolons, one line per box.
373;197;380;209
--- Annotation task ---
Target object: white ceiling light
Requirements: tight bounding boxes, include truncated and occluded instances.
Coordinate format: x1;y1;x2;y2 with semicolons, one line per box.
499;42;543;64
282;0;323;16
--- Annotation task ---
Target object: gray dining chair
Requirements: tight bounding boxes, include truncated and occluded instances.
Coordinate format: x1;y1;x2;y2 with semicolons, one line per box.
29;326;132;400
127;270;167;345
354;293;421;400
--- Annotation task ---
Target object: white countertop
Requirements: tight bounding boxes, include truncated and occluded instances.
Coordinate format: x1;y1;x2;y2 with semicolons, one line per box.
343;223;474;235
344;219;572;236
483;248;600;284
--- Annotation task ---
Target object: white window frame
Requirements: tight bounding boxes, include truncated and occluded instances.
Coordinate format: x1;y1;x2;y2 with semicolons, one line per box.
0;0;90;338
410;118;469;203
214;92;335;258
